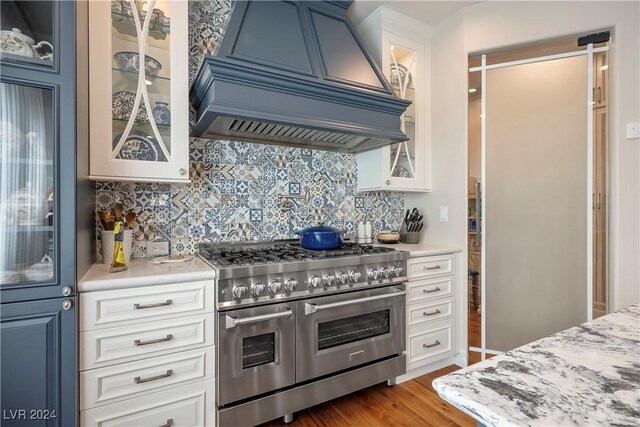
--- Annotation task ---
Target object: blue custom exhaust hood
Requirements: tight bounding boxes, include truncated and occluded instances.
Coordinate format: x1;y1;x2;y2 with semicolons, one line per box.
189;0;411;153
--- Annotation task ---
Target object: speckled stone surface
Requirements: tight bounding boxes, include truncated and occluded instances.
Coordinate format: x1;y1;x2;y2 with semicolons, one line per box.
433;305;640;426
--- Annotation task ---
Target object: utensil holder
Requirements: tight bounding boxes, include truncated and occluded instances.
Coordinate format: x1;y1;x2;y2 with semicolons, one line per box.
404;232;421;244
100;229;133;264
399;222;407;243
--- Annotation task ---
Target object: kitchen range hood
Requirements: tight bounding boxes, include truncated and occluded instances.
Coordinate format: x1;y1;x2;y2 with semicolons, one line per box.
190;0;410;153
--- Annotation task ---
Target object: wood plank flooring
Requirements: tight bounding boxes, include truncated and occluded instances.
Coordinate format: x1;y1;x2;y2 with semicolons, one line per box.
260;365;475;427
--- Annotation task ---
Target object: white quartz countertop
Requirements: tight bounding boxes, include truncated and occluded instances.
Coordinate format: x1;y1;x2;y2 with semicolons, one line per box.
433;305;640;426
376;242;462;257
79;256;215;292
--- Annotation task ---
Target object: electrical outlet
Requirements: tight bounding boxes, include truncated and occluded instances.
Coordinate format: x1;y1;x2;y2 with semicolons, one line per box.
439;206;448;222
148;241;169;256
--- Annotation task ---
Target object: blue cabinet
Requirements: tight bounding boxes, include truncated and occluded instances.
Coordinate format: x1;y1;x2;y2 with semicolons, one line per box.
1;1;78;425
1;298;76;427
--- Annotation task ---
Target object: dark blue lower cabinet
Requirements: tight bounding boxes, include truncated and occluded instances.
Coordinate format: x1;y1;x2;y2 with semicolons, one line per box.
1;297;76;427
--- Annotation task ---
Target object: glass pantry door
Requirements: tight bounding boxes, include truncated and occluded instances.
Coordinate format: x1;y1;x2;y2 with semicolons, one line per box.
482;54;590;353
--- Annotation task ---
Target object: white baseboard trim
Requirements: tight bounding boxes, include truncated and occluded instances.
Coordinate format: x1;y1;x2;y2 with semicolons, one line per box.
396;357;455;384
453;350;467;367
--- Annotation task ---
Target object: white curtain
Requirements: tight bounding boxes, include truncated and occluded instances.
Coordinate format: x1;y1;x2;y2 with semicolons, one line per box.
0;82;49;283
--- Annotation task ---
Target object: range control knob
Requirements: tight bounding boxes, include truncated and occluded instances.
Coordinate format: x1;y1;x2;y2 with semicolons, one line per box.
368;269;380;280
285;278;298;292
349;270;362;283
268;280;282;294
309;275;322;288
381;267;391;279
392;266;406;277
323;274;336;287
251;282;266;296
233;284;249;299
336;272;349;284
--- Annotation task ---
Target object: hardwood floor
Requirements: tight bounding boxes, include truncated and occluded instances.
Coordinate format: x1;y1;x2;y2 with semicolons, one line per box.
468;303;481;349
259;365;475;427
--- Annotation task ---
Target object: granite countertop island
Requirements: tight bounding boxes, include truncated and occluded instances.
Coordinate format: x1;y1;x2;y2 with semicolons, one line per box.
433;305;640;426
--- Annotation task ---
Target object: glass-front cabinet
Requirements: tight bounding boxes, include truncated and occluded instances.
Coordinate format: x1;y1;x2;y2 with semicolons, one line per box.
356;7;431;192
0;1;56;69
89;0;189;183
1;2;77;426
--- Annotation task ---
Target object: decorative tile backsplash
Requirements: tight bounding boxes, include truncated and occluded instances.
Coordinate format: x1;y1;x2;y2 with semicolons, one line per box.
96;0;404;258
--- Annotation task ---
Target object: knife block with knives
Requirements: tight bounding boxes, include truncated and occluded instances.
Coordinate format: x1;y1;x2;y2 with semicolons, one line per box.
400;208;424;244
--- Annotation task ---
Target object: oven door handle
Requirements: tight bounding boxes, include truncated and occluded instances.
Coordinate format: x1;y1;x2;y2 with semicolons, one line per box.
304;291;406;315
225;309;293;329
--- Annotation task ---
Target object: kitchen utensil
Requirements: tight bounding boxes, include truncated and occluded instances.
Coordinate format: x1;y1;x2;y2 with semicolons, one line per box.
125;211;136;229
0;28;53;60
294;224;343;250
416;222;424;232
404;209;410;221
376;231;400;244
152;255;194;264
97;210;108;230
114;203;123;218
404;231;420;244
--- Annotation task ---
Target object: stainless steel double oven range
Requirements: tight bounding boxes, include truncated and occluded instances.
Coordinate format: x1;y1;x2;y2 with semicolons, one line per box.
199;241;409;426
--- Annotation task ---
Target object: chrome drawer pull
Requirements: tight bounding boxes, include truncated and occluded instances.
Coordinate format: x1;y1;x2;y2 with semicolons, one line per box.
423;287;441;294
423;309;442;317
134;369;173;384
424;265;441;270
423;340;441;349
134;299;172;310
225;310;293;329
304;290;406;315
134;334;173;346
158;419;173;427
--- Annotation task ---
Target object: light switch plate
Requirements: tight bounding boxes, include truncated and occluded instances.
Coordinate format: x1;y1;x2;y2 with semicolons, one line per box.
626;122;640;139
439;206;448;222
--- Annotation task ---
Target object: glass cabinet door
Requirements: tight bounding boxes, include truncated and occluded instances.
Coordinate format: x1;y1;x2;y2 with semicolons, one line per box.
0;1;56;68
388;42;418;182
111;0;172;163
0;82;55;287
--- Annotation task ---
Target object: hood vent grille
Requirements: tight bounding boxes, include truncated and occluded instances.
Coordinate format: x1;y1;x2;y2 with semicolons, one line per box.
227;119;353;145
190;1;410;153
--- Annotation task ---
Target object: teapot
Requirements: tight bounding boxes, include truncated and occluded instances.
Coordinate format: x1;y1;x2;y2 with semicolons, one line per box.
0;28;53;61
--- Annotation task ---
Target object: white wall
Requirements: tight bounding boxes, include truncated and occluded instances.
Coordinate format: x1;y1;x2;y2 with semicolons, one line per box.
413;1;639;322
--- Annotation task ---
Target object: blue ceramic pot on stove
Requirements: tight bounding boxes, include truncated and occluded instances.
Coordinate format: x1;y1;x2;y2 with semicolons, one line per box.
295;224;343;250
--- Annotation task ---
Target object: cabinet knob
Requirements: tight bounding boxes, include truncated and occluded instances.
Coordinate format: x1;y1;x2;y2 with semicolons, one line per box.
179;168;187;176
62;286;72;296
62;300;73;310
385;180;391;185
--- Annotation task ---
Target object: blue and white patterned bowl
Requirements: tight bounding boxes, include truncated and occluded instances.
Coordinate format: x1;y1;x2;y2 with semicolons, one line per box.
152;102;171;126
112;90;149;122
113;51;162;77
112;129;166;162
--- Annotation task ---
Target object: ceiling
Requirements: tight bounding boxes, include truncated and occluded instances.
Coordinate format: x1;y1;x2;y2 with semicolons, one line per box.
348;1;481;27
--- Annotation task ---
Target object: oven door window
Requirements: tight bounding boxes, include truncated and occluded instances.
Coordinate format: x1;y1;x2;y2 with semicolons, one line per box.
242;332;275;369
317;310;390;350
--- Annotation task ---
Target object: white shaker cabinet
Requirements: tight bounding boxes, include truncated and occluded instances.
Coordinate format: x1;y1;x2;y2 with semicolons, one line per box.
89;0;189;183
356;7;432;192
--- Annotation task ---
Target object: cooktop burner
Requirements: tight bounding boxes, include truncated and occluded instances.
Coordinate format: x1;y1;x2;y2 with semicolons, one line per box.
199;240;395;267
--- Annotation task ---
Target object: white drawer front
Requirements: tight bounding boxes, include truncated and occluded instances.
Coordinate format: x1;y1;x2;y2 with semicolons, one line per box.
407;320;453;369
81;314;213;371
81;346;214;410
80;280;213;331
409;255;453;280
407;276;453;304
407;298;453;327
81;379;214;427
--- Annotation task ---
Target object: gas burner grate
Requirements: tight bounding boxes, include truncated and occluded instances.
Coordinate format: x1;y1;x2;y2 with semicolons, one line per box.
199;241;396;268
